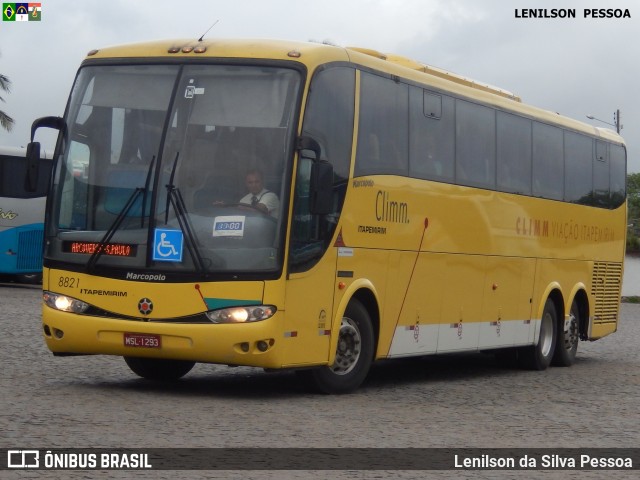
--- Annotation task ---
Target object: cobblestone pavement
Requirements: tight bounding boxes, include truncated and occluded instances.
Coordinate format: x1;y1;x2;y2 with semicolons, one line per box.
1;285;638;479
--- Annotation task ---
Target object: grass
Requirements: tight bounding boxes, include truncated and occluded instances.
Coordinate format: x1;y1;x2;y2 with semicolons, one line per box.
621;296;640;304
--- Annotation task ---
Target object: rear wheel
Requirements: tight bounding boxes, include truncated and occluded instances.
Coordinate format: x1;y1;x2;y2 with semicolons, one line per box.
519;298;557;370
17;273;42;284
552;299;579;366
301;299;374;394
124;357;195;381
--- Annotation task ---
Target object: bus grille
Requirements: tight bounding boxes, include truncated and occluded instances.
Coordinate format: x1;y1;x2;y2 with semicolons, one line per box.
591;262;622;325
16;229;43;271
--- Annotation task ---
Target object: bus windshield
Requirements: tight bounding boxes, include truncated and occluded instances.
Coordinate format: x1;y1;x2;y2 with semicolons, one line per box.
47;63;301;277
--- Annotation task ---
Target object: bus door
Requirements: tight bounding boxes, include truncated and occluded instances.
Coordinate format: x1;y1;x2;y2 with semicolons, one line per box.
283;65;355;367
283;158;338;366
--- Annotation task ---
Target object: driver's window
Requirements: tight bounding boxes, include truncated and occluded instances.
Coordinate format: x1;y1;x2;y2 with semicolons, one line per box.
289;66;355;273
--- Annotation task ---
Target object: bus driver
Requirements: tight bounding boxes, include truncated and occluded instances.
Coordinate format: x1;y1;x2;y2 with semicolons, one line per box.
238;169;279;218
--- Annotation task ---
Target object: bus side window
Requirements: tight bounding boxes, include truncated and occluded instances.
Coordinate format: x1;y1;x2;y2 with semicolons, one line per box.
532;122;564;200
355;72;408;177
455;99;496;189
563;131;592;204
609;145;626;208
497;111;532;195
409;88;454;182
593;141;610;207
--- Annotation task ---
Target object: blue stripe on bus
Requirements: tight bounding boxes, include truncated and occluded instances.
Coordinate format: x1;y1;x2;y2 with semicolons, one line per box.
203;298;261;310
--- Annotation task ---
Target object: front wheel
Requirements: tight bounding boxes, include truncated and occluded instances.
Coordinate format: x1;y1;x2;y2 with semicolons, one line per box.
124;357;195;381
552;299;580;366
302;299;375;394
519;298;557;370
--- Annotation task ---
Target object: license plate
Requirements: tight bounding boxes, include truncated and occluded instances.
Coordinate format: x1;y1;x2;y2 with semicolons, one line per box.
124;332;161;348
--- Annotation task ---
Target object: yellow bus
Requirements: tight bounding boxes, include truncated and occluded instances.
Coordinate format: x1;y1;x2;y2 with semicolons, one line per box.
30;39;626;393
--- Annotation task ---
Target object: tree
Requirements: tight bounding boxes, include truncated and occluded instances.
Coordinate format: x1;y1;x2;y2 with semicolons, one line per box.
628;173;640;252
0;72;14;132
628;173;640;218
629;172;640;200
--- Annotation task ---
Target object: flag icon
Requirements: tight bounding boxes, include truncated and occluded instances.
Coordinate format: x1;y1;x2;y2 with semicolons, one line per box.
15;3;27;21
2;3;16;21
28;2;40;20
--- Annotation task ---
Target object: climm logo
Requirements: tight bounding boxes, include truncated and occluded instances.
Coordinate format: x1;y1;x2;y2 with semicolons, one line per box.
375;190;409;224
0;208;18;220
516;216;549;237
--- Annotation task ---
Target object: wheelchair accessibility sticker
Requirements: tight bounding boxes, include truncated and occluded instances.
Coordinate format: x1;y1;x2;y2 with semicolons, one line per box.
153;228;183;262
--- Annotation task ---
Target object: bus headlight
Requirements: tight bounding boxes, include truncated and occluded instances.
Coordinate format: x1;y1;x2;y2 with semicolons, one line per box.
205;305;276;324
43;291;90;314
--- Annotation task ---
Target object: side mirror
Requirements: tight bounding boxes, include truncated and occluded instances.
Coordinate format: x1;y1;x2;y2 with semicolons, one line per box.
297;136;322;161
25;116;66;191
310;160;333;215
25;141;41;192
297;136;333;215
30;116;66;142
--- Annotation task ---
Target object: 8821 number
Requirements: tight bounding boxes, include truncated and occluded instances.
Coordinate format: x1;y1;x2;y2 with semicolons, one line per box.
58;276;80;288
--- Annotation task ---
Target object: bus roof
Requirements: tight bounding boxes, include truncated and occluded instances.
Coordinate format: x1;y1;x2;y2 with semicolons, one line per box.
84;38;351;64
346;46;521;102
83;38;624;146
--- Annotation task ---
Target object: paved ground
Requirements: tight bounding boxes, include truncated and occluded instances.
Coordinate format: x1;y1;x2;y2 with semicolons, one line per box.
1;285;638;479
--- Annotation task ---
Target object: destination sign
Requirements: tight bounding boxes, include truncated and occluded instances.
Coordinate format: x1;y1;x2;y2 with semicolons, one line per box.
63;241;137;257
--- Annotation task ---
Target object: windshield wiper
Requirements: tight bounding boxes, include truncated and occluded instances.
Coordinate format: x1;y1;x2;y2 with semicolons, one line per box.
87;156;155;273
164;152;206;272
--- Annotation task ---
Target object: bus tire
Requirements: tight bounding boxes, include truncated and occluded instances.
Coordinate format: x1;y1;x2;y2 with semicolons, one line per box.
519;298;557;371
552;299;579;366
124;356;195;381
17;273;42;284
303;299;375;394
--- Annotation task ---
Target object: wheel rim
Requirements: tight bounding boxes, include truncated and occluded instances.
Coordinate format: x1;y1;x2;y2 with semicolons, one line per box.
563;310;579;351
331;317;362;375
540;310;554;357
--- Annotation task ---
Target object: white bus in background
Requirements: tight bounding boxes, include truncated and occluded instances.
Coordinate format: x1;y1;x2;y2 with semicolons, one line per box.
0;146;52;282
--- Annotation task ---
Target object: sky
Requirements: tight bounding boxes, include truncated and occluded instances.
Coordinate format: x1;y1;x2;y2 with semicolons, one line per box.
1;0;638;171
